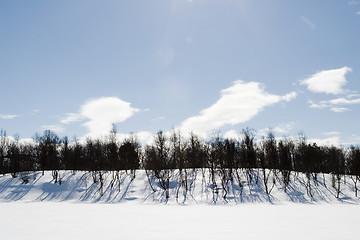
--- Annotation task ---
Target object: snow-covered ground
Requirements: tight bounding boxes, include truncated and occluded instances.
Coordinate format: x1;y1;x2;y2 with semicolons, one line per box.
0;202;359;240
0;170;359;204
1;170;359;239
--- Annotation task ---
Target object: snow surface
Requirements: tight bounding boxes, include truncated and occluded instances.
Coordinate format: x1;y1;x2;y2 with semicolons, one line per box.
1;170;359;239
0;202;359;240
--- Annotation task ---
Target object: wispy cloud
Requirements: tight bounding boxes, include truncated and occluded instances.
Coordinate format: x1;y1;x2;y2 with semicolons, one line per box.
309;95;360;112
272;122;297;134
60;113;82;124
30;109;40;115
179;81;297;138
0;114;19;120
41;125;64;134
301;16;316;30
348;1;360;14
300;67;352;95
151;116;165;122
348;1;359;6
256;121;298;138
330;107;350;112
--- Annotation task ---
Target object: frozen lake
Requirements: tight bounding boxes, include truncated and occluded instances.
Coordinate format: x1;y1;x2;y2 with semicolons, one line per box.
1;202;359;240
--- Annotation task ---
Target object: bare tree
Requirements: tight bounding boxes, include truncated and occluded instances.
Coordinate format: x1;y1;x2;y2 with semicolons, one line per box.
0;129;8;174
348;146;360;197
240;128;257;186
169;129;189;199
34;130;60;178
278;139;294;192
258;131;277;195
143;131;172;199
327;146;345;198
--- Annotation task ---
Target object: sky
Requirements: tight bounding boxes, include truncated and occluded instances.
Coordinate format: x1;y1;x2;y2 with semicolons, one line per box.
0;0;359;146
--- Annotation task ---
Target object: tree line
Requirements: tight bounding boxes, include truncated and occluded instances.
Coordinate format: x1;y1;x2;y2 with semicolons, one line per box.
0;128;359;198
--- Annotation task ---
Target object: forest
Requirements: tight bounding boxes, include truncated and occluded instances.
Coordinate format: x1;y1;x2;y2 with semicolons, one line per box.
1;128;360;199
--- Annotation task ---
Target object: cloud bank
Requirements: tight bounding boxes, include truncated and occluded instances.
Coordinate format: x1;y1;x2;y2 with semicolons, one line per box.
179;81;297;137
300;67;352;94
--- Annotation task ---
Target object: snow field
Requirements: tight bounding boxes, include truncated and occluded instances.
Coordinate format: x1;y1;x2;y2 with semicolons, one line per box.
0;202;359;240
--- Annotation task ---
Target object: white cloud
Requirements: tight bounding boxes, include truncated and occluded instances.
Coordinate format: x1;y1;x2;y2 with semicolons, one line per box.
80;97;140;137
272;121;297;135
0;114;19;120
60;113;82;124
19;138;36;145
347;93;360;98
41;125;64;134
357;10;360;15
301;16;316;30
130;131;154;146
300;67;352;94
179;81;297;138
273;124;293;134
309;96;360;112
328;97;360;105
115;132;152;144
257;121;298;138
282;92;297;101
330;107;350;112
224;130;240;140
308;137;341;147
60;97;140;137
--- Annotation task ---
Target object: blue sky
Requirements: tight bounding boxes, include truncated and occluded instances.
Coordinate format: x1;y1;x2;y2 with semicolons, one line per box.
1;0;359;145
